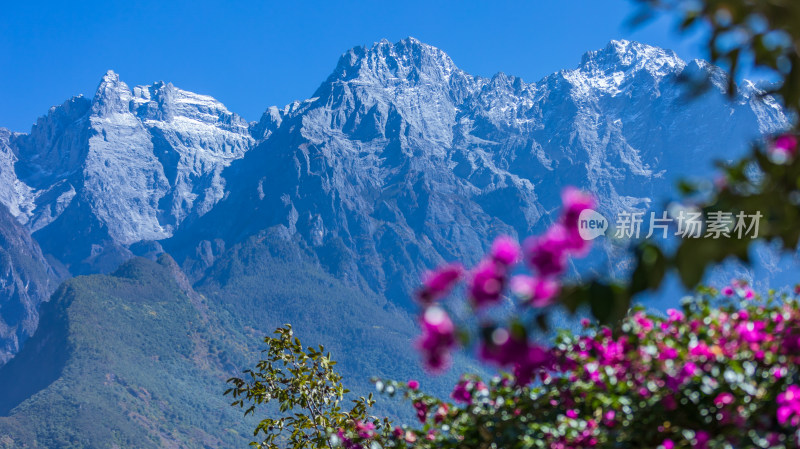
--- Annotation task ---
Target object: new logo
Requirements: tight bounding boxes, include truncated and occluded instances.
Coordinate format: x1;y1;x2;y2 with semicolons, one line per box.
578;209;608;240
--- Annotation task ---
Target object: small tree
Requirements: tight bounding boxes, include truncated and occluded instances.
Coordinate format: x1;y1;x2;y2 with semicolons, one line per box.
225;325;388;449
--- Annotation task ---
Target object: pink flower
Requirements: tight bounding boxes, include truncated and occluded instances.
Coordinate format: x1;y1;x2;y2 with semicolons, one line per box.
416;307;457;372
490;235;521;267
721;286;734;296
561;187;595;254
413;400;428;423
565;409;578;419
516;187;597;280
684;362;698;376
450;381;472;404
689;341;714;359
479;328;528;366
561;187;595;231
603;410;616;426
661;394;677;411
714;392;735;406
336;429;357;448
468;260;505;308
407;380;419;390
658;347;678;360
524;226;570;277
661;439;675;449
354;420;375;438
767;433;781;446
775;134;798;154
693;430;710;449
634;312;653;330
736;320;766;343
510;275;560;307
742;287;755;300
667;308;684;322
769;134;798;163
513;343;553;385
777;385;800;426
434;404;449;424
451;378;487;404
417;263;464;304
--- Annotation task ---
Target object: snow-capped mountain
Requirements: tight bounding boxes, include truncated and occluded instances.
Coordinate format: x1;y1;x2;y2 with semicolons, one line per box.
169;38;787;304
0;38;788;365
3;71;253;273
0;72;256;362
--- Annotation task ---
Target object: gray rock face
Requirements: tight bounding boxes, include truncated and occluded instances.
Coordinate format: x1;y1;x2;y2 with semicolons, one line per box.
0;129;37;222
0;38;789;364
0;204;59;365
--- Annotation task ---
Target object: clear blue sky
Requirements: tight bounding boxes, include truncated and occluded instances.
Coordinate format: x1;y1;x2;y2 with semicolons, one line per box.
0;0;710;132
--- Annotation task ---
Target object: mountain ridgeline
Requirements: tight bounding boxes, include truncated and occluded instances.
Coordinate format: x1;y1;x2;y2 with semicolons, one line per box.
0;38;788;447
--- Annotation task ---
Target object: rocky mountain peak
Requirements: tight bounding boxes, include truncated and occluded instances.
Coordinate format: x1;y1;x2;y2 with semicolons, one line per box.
305;38;481;148
578;39;686;78
13;94;91;190
130;79;251;136
319;37;474;92
92;70;134;116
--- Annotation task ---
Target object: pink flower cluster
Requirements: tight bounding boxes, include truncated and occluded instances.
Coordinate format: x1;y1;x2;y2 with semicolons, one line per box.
450;377;488;405
547;417;599;449
336;421;376;449
541;294;800;447
416;262;464;305
720;279;755;299
769;133;799;163
522;187;594;279
416;307;457;372
413;187;596;372
359;289;800;448
413;400;428;423
777;385;800;426
479;329;555;385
